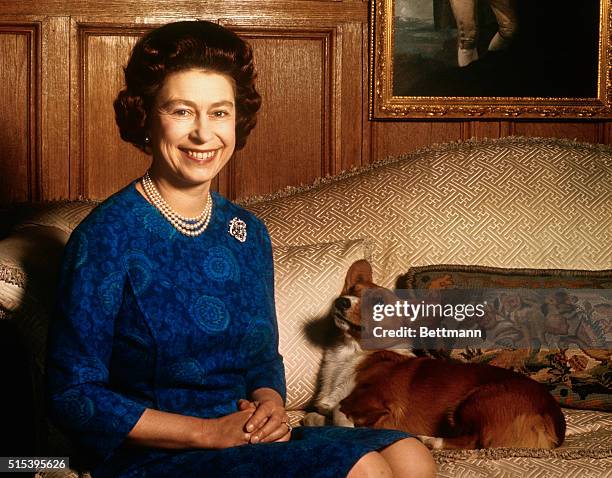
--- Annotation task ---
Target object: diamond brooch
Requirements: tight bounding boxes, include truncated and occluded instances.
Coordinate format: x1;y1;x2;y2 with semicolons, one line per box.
228;217;247;242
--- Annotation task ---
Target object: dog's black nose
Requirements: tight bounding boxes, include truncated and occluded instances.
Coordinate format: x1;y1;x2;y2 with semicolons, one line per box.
334;297;352;310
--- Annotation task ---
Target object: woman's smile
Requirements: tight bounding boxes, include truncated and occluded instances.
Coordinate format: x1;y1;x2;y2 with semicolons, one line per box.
181;148;220;162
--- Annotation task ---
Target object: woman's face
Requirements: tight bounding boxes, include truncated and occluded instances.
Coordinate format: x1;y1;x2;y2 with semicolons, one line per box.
148;69;236;190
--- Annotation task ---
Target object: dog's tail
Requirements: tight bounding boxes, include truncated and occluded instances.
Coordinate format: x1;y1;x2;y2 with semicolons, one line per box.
452;379;566;449
485;412;565;449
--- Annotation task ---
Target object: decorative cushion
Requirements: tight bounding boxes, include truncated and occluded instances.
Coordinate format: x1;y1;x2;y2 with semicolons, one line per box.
272;238;372;410
399;265;612;290
243;137;612;288
397;264;612;411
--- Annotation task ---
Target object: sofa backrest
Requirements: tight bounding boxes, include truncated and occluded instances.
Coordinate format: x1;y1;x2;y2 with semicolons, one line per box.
245;137;612;287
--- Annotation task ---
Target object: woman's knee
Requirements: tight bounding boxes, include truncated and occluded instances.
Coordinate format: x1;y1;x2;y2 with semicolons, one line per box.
347;451;392;478
380;437;437;478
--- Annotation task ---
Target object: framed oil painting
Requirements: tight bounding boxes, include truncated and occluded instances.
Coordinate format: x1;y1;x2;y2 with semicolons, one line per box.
370;0;612;119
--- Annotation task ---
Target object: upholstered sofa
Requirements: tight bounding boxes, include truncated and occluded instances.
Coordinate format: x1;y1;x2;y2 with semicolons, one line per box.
1;137;611;477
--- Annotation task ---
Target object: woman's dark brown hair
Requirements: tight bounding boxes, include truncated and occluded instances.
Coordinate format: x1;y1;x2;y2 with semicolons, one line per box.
114;21;261;152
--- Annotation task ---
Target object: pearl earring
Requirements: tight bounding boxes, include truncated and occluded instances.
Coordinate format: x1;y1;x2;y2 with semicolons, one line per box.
144;135;150;144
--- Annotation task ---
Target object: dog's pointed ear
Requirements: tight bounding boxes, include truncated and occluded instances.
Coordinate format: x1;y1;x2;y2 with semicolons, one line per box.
342;260;373;294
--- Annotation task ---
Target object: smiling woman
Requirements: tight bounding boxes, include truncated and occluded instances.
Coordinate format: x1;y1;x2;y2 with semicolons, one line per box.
44;20;435;478
145;70;237;218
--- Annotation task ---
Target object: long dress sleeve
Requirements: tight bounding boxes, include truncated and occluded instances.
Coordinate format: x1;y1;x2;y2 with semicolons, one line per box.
244;223;286;401
46;224;147;462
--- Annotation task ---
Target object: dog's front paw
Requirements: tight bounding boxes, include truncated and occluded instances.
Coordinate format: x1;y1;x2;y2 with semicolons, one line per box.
303;412;327;427
417;435;445;449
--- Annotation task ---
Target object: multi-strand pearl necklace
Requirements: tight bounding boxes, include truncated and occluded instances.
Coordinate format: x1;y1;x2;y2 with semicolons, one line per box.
141;171;213;237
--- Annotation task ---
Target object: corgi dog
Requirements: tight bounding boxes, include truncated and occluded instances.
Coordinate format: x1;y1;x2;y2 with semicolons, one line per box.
304;260;566;449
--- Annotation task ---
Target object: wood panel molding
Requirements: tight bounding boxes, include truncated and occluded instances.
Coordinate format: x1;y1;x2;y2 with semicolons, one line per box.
0;1;368;22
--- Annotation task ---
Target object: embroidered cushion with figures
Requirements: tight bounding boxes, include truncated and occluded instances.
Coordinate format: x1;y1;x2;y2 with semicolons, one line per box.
397;265;612;411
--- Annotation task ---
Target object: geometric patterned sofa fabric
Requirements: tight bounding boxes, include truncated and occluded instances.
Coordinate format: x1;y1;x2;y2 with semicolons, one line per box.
244;137;612;288
0;203;98;435
1;200;96;318
242;137;612;477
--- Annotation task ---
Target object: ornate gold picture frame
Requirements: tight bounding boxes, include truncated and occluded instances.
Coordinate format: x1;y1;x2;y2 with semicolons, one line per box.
370;0;612;119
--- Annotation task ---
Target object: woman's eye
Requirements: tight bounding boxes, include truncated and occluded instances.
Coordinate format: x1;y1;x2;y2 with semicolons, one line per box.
173;109;192;117
212;110;229;118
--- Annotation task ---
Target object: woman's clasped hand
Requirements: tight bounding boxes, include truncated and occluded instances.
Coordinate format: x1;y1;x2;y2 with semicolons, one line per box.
238;394;292;444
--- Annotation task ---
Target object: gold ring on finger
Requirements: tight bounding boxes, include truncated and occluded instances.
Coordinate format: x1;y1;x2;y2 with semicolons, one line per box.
281;419;292;433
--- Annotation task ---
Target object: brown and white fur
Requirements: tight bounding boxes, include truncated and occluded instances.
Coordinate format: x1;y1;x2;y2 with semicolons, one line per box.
304;260;566;449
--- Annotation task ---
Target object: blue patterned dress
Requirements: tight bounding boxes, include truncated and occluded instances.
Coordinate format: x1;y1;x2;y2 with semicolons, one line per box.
46;182;410;477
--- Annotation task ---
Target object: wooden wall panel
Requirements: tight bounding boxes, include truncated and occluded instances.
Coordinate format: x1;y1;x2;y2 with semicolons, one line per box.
469;121;513;139
77;26;149;199
0;25;37;203
370;119;610;162
370;122;463;161
228;32;329;200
